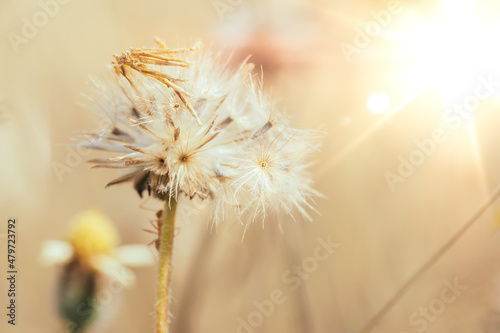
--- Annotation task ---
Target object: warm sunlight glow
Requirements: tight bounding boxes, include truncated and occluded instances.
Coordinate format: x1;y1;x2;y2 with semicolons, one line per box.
403;0;500;96
367;92;390;114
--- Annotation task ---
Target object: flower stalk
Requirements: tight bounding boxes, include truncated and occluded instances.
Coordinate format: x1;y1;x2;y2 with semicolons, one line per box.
155;200;178;333
81;40;323;332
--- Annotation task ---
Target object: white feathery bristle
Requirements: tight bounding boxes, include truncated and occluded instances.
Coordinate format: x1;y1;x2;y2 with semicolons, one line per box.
83;42;322;227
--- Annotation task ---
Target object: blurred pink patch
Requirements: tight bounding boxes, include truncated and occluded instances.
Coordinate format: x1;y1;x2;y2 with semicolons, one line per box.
211;3;328;73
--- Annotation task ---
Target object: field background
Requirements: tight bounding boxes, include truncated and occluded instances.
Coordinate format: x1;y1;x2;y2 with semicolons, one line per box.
2;0;500;332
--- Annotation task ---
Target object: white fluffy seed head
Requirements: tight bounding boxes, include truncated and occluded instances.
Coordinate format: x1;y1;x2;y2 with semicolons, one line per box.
82;41;322;226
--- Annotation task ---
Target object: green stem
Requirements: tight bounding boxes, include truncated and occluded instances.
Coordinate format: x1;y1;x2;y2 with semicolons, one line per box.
155;200;178;333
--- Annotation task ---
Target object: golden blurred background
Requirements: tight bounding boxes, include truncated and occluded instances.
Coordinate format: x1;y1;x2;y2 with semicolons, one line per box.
2;0;500;332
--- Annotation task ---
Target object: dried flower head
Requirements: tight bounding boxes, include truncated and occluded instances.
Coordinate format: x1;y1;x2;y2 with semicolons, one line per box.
82;39;322;226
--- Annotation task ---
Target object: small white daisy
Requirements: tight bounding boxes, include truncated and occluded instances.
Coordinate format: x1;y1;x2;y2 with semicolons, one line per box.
40;209;154;331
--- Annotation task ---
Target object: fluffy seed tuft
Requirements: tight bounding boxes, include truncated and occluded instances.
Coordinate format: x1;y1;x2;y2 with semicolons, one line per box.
82;40;322;226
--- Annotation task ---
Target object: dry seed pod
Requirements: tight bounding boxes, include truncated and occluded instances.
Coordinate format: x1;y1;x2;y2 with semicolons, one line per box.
82;40;323;227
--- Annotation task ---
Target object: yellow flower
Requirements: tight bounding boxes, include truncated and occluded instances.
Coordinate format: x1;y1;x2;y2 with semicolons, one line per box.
67;209;119;258
40;209;155;332
40;209;154;285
